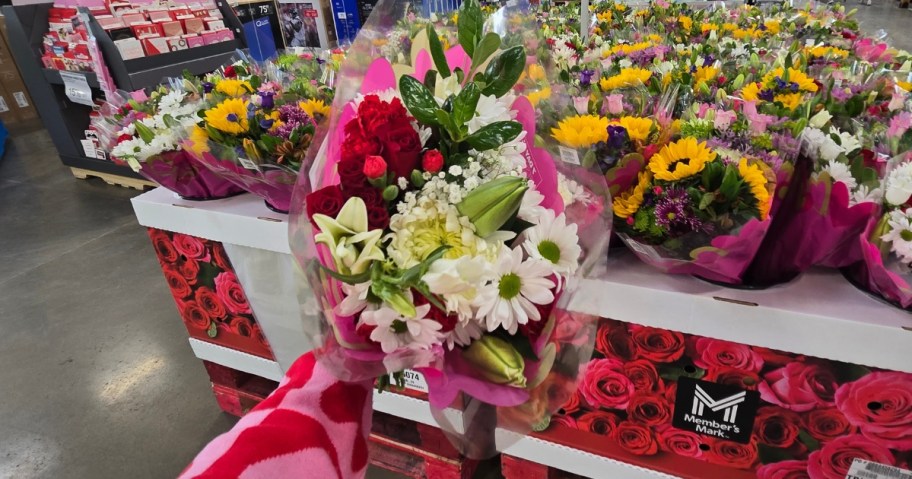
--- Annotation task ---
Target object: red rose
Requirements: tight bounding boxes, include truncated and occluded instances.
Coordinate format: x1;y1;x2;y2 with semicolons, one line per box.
223;65;236;78
363;155;387;180
560;391;581;414
642;144;660;161
627;392;672;427
577;411;622;436
578;359;635;410
657;426;705;459
252;324;270;348
705;366;761;390
338;158;368;187
757;460;811;479
195;287;227;320
172;233;211;262
624;359;662;393
346;186;384;208
367;205;390;230
804;408;855;443
552;415;578;430
834;371;912;450
690;337;764;373
807;434;895;479
341;130;381;163
595;320;637;361
422;149;444;174
381;125;422;179
759;362;838;412
357;95;409;137
230;316;254;337
180;300;211;331
305;185;345;223
214;271;252;315
613;422;659;456
178;259;200;284
754;406;801;448
149;229;179;264
630;325;685;363
212;243;232;271
706;439;759;470
163;266;192;299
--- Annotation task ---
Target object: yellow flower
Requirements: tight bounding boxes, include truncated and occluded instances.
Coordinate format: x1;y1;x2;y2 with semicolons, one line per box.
600;68;653;91
527;87;552;107
204;98;250;134
614;3;627;11
701;23;719;33
613;170;652;219
733;28;757;40
215;79;253;97
679;15;693;31
738;158;771;219
694;66;719;87
774;93;803;111
528;64;546;82
722;22;738;31
648;137;716;181
647;34;663;44
300;99;331;119
611;116;654;142
597;11;612;22
740;82;762;101
898;81;912;92
762;67;818;93
188;125;210;155
551;115;609;148
764;20;781;34
607;42;652;58
671;119;682;134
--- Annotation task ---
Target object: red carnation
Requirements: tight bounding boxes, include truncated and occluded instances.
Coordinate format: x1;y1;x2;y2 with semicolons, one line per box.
363;155;387;180
223;65;236;78
422;149;444;173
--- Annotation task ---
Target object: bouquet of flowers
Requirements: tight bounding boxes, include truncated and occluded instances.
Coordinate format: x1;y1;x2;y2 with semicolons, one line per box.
289;0;611;456
101;85;243;200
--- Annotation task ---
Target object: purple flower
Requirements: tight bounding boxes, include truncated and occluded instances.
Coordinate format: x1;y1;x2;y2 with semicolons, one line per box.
580;69;596;88
772;133;801;163
259;91;275;109
759;89;775;102
259;119;274;130
278;103;312;126
607;125;629;150
203;82;214;93
226;113;239;122
654;188;707;235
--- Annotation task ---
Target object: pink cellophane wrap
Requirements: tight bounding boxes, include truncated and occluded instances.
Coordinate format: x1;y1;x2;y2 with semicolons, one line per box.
138;149;244;200
188;146;298;212
848;217;912;308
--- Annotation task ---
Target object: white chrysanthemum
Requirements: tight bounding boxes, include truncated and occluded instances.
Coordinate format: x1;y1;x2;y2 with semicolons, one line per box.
818;136;845;162
820;160;858;191
852;185;883;206
443;318;483;350
882;208;912;263
422;256;491;320
335;281;371;317
835;130;862;155
800;127;827;160
467;94;516;134
473;246;555;335
361;304;440;353
522;209;581;278
518;185;547;223
354;88;400;105
885;162;912;206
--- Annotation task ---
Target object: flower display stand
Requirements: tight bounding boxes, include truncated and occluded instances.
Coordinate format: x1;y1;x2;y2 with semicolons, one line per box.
132;187;912;479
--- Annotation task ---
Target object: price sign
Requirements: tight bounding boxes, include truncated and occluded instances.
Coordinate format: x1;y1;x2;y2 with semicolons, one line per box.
59;71;94;106
846;459;912;479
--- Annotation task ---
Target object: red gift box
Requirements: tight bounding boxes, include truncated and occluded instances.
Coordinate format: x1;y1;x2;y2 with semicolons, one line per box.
148;10;174;22
158;20;184;37
182;17;205;34
120;13;148;26
131;22;163;39
141;37;171;56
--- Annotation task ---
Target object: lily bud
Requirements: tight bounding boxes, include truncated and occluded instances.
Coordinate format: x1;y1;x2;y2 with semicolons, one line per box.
457;176;528;238
731;74;745;91
382;185;400;202
462;336;526;388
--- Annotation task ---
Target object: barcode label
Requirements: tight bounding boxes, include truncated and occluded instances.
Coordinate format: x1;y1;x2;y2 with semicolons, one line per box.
238;157;259;171
847;459;912;479
402;369;428;392
12;91;28;108
558;146;581;165
0;96;9;113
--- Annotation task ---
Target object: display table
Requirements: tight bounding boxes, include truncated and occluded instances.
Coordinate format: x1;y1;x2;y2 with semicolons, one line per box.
132;187;912;479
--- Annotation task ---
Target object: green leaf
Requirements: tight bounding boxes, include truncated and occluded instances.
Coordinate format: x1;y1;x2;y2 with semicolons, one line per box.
835;362;871;383
452;83;481;129
719;166;742;200
436;110;458;140
481;46;526;97
399;75;440;125
457;0;483;58
758;444;794;465
798;429;820;452
319;264;373;285
465;121;522;151
426;24;451;79
424;69;437;91
206;321;218;338
134;122;156;144
658;363;706;382
699;192;716;210
471;32;501;72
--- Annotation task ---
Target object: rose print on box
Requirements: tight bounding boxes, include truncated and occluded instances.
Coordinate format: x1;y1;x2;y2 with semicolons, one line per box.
548;318;912;477
147;228;274;359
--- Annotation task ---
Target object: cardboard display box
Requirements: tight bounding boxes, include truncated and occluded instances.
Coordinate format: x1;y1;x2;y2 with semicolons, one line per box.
0;14;38;125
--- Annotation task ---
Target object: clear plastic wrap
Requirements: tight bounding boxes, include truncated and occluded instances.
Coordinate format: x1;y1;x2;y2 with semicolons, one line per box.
288;0;611;458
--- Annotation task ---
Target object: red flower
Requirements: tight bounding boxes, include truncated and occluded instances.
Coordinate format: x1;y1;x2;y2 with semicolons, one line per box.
214;271;252;315
180;300;211;331
803;408;855;443
613;422;659;456
623;359;662;393
807;435;895;479
552;415;578;430
357;95;409;137
195;287;227;320
338;158;368;188
223;65;236;78
834;371;912;450
705;439;759;470
630;325;685;363
341;128;381;163
367;205;390;230
754;406;801;448
116;133;133;144
559;391;581;414
690;337;764;373
306;185;345;223
212;243;232;271
627;393;672;427
252;324;270;348
595;320;637;361
229;316;254;337
149;229;179;264
642;144;660;161
178;258;200;284
422;149;445;174
753;346;801;368
363;155;387;180
381;125;422;179
657;426;705;459
346;186;384;208
576;410;622;436
172;233;211;262
578;358;635;410
163;266;192;299
759;362;838;412
756;460;811;479
705;366;761;390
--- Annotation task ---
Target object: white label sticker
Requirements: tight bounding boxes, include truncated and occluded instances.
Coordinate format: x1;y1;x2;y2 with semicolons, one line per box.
238;157;259;171
558;146;581;165
402;369;428;393
59;71;94;106
0;96;9;113
12;91;28;108
80;139;97;158
846;459;912;479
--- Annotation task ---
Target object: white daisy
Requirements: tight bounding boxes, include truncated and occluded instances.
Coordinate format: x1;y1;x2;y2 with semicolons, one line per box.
473;246;555;335
518;186;547;223
819;160;858;191
335;281;371;317
361;304;441;353
885;161;912;206
522;209;581;278
882;208;912;263
851;185;883;206
467;94;516;134
443;318;483;350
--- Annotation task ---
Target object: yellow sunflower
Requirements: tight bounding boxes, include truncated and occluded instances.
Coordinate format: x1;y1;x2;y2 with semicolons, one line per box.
740;82;762;101
188;125;210;155
597;11;612;22
600;68;653;91
648;137;716;181
300;99;331;118
205;98;250;134
762;67;818;93
679;15;693;31
773;93;803;111
701;23;719;34
614;170;652;219
527;87;552;107
694;66;719;87
611;116;654;142
215;79;253;97
738;158;771;219
764;20;781;34
551;115;609;148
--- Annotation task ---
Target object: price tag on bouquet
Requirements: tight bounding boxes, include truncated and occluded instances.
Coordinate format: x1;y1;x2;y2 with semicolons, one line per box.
846;459;912;479
557;146;581;165
59;72;94;106
238;157;260;171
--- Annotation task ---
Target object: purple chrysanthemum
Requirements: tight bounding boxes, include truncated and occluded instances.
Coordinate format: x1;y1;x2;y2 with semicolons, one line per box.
654;188;707;234
278;104;312;125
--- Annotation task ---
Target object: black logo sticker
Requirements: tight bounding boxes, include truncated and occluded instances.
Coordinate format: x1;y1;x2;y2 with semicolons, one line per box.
672;377;760;444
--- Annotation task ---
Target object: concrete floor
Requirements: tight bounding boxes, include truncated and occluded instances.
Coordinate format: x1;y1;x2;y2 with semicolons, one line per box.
0;5;909;478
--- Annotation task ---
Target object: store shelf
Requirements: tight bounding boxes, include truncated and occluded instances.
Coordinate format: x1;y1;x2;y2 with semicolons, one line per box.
188;338;284;381
61;154;147;180
42;68;100;89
